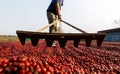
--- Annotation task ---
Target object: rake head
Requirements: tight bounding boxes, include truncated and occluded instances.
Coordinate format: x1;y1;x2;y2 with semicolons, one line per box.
16;30;106;47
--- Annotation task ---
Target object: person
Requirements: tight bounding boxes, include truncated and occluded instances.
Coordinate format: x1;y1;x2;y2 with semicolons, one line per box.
47;0;64;33
47;0;64;46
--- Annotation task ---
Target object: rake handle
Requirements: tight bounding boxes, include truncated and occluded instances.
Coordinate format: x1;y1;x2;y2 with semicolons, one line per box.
61;20;87;33
36;19;87;33
36;20;59;32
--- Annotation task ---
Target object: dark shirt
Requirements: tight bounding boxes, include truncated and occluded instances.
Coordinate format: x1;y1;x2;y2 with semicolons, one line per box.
47;0;63;15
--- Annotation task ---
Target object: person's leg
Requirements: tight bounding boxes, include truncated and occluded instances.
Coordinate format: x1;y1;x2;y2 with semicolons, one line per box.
47;12;58;46
47;12;57;33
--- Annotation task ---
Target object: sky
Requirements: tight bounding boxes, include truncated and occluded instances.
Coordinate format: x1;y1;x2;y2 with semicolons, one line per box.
0;0;120;35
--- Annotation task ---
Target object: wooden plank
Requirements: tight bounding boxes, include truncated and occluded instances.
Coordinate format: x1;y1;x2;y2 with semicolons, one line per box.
16;30;105;36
